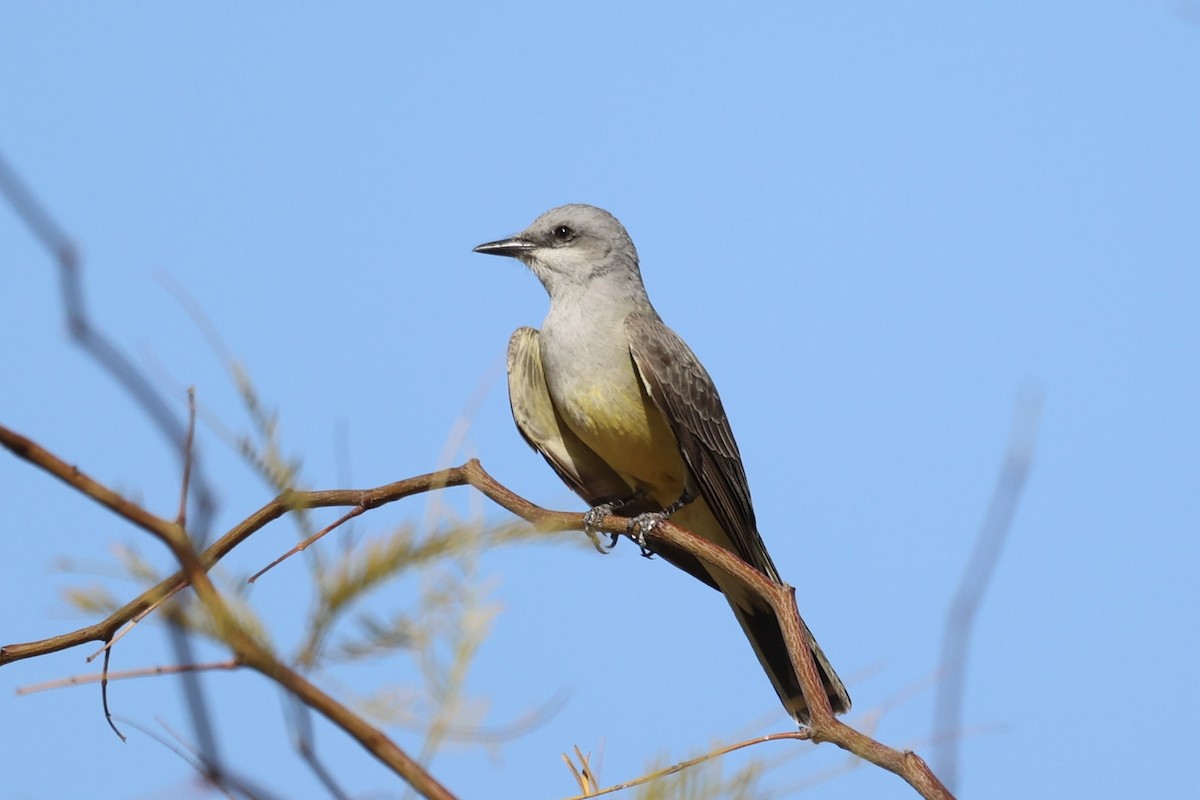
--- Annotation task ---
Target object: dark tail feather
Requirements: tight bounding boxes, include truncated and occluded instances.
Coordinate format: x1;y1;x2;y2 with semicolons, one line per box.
727;592;851;725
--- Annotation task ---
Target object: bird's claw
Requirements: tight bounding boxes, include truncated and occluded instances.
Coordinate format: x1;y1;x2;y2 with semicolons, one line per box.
583;503;619;553
627;512;665;557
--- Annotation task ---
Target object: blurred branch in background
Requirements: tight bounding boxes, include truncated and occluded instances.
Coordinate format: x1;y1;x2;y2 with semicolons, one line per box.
0;147;236;785
0;150;217;540
933;391;1041;791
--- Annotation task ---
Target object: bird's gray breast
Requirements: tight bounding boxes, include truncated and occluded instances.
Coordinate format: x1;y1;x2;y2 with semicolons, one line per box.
537;303;687;496
539;307;636;411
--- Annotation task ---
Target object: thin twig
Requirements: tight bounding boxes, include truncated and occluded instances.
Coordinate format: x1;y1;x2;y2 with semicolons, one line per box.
178;387;197;527
563;732;813;800
87;583;183;662
249;504;367;583
100;641;125;741
18;659;241;694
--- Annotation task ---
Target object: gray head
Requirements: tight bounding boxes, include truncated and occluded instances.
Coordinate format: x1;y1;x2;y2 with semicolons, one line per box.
473;204;645;299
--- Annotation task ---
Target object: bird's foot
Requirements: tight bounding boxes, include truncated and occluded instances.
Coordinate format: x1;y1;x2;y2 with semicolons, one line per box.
582;503;621;553
582;490;649;553
627;512;667;557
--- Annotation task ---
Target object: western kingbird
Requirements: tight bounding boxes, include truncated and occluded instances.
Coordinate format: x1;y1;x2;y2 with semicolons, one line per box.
474;204;850;723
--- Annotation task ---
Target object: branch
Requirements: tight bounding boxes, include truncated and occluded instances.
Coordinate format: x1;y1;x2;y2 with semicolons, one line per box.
17;659;242;695
2;421;952;798
0;424;476;665
591;507;955;799
0;422;456;800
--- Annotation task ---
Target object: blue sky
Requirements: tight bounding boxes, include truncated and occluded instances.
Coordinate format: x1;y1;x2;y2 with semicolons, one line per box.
2;3;1197;798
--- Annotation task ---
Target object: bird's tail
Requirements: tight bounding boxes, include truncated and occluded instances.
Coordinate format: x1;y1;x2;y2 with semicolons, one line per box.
721;585;851;725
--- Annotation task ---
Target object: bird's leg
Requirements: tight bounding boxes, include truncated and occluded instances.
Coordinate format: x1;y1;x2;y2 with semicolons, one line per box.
662;488;697;516
582;490;647;552
628;488;696;556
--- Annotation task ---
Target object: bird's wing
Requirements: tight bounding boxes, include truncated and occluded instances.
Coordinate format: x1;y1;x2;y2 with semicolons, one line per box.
626;315;851;721
507;327;633;507
624;312;780;582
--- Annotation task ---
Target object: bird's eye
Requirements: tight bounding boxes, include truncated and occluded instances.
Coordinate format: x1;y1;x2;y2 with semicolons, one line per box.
552;224;574;241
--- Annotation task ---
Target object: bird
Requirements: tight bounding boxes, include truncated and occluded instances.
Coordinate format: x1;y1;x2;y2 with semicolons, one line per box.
473;203;850;724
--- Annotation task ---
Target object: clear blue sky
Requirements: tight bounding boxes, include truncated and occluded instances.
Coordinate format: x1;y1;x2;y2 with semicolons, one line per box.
2;4;1197;798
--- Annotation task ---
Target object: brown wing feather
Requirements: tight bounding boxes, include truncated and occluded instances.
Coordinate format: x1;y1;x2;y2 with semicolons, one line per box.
624;313;851;720
624;312;780;582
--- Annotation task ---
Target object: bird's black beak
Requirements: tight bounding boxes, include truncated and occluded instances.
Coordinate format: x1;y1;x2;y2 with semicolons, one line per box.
472;236;535;258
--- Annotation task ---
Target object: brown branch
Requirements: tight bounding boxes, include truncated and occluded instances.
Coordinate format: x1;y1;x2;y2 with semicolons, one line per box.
87;584;181;662
248;505;366;583
0;433;563;668
17;659;243;695
2;420;951;798
0;425;473;665
177;387;197;528
0;424;179;541
590;513;954;799
0;423;456;800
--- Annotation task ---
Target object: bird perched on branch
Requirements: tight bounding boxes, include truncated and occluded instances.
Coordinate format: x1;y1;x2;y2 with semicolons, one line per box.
474;204;850;723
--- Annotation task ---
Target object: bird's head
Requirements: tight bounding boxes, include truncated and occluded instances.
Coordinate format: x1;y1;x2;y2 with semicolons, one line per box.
473;204;643;299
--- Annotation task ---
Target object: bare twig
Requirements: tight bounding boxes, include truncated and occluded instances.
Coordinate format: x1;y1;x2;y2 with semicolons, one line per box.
100;641;125;741
249;504;367;583
18;659;241;694
178;387;197;527
86;584;182;662
168;386;226;773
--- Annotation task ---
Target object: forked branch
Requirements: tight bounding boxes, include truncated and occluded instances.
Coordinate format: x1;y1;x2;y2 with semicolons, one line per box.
0;421;952;799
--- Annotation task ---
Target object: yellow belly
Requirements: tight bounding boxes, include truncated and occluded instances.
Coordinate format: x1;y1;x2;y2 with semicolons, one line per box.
557;381;688;504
